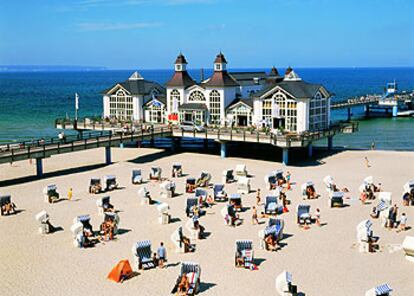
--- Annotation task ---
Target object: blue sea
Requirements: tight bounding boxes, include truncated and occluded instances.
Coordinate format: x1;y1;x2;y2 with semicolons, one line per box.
0;67;413;150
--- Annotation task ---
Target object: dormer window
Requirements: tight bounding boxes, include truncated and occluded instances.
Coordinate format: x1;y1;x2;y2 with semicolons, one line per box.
176;64;182;71
215;64;221;71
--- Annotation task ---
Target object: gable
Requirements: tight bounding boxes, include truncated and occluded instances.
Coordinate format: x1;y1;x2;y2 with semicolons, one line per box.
105;84;131;96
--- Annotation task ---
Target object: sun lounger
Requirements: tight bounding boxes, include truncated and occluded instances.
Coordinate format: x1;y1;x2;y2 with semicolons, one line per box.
296;205;311;225
132;240;156;270
172;163;183;178
235;240;254;269
365;283;393;296
222;169;234;184
186;197;199;218
213;184;227;202
138;187;151;205
171;262;201;295
186;178;196;193
157;203;170;224
234;164;248;180
35;210;50;234
160;180;176;198
104;175;118;191
402;236;414;262
89;177;102;194
265;195;283;215
196;171;211;187
150;166;162;180
43;184;59;203
330;191;344;207
276;271;297;296
131;169;143;184
237;177;250;194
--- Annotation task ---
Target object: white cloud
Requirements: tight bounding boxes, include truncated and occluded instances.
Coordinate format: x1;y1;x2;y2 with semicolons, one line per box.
77;22;162;31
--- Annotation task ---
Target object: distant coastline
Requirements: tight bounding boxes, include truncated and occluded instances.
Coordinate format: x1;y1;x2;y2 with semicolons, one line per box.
0;65;107;72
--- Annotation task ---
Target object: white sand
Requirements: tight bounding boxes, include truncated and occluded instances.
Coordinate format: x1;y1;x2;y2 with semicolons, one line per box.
0;148;413;296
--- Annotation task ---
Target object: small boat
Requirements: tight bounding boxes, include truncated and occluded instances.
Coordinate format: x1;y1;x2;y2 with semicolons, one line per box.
397;110;414;117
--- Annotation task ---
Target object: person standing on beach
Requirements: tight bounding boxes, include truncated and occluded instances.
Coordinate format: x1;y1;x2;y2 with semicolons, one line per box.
364;157;370;168
252;206;259;225
371;141;376;150
68;188;73;201
256;189;261;205
397;213;407;232
157;242;166;268
315;208;321;226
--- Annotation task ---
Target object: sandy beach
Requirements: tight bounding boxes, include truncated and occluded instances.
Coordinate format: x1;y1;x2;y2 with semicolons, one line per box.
0;147;413;296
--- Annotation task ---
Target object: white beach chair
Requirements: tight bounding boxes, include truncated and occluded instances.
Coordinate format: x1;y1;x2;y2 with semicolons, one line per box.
71;221;84;248
170;226;185;253
35;210;50;234
377;192;392;227
402;236;414;262
131;169;143;184
275;271;297;296
323;175;335;194
157;202;170;225
356;219;374;253
234;164;247;180
186;218;199;241
149;166;162;180
365;283;393;296
235;240;253;269
138;187;151;205
160;180;175;198
96;196;113;216
237;177;250;194
301;181;315;198
43;184;59;203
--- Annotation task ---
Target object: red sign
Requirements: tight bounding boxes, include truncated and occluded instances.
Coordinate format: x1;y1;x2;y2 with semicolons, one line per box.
168;114;178;121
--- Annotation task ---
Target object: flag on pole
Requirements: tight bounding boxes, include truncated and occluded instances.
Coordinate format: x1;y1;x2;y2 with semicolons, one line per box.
75;93;79;110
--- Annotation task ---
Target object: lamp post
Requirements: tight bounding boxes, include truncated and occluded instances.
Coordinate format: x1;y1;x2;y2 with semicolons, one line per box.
74;93;79;130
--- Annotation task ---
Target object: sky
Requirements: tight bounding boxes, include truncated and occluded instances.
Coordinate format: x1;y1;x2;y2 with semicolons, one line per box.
0;0;413;69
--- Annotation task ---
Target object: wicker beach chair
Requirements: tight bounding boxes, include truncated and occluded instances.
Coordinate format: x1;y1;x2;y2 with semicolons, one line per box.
150;166;162;180
131;169;143;184
43;184;59;203
186;178;196;193
275;271;297;296
365;283;393;296
213;184;227;202
265;195;283;215
132;240;156;270
235;240;254;269
171;262;201;295
296;205;311;225
172;163;183;178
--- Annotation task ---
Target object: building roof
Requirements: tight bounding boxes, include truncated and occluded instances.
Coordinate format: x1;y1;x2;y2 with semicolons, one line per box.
254;80;324;99
226;98;254;110
103;74;165;96
144;94;166;107
229;71;267;82
270;66;279;77
214;52;227;64
178;103;208;111
203;71;239;87
175;53;188;64
166;71;196;88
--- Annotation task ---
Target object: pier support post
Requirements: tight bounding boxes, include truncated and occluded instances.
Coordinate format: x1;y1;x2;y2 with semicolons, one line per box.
328;136;333;151
204;139;208;151
35;158;43;177
220;142;227;159
282;148;289;165
392;106;398;117
365;105;370;117
308;143;313;158
347;107;351;122
105;146;112;165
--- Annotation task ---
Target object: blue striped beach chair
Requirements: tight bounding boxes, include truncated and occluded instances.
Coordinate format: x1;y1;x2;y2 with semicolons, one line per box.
131;169;142;184
213;184;227;202
229;193;242;211
266;219;284;241
265;196;283;215
235;240;253;269
133;240;156;270
171;262;201;295
297;205;311;225
186;197;199;217
366;283;393;296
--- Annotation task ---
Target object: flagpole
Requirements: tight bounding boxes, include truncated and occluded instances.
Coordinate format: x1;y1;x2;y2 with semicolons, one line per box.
75;93;79;130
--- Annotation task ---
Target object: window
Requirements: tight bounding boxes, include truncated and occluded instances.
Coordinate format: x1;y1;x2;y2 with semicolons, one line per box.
148;104;164;123
262;99;272;124
170;89;180;113
109;89;134;120
262;91;297;132
176;64;181;71
229;104;252;127
309;92;328;131
209;90;221;124
189;90;206;102
215;64;221;71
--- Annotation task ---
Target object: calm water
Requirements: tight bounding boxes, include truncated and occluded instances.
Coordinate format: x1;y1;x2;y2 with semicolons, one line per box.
0;68;413;150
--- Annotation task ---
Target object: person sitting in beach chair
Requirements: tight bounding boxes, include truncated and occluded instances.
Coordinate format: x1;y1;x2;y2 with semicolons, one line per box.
149;166;162;181
131;169;143;184
356;219;379;253
186;178;196;193
186;197;200;218
229;194;243;212
195;188;208;207
213;184;227;202
193;218;206;239
100;212;119;241
301;182;318;199
222;204;240;226
196;171;211;188
235;240;254;269
264;233;279;251
72;215;96;248
171;262;201;296
96;196;114;215
172;163;183;178
0;195;17;216
132;240;157;270
402;181;414;206
222;169;234;184
89;178;102;194
43;184;60;203
297;205;311;228
104;175;118;192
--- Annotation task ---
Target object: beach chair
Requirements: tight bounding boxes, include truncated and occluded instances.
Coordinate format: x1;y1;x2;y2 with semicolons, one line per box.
150;166;162;180
364;176;374;186
131;169;143;184
235;240;254;269
157;202;170;224
71;215;93;248
330;191;344;207
0;195;16;216
259;221;284;250
172;163;183;178
275;271;297;296
195;188;207;203
138;187;151;205
196;171;211;187
356;219;377;253
89;177;102;194
234;164;248;180
171;262;201;295
229;194;242;211
402;181;414;205
377;192;392;226
222;169;234;184
265;174;278;190
186;178;196;193
96;196;114;216
301;181;315;199
186;217;199;241
160;180;176;199
35;210;50;234
323;175;335;194
269;218;284;241
132;240;156;270
186;197;199;218
104;212;120;234
170;226;185;253
296;205;311;225
213;184;227;202
402;236;414;262
104;175;118;191
365;284;393;296
43;184;59;203
221;204;240;226
237;177;250;194
403;180;414;194
265;195;283;215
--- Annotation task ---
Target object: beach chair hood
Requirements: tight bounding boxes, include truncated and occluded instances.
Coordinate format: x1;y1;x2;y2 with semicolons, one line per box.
275;271;292;294
35;210;49;223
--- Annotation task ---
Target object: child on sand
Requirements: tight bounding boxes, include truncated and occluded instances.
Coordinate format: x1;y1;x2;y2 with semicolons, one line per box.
397;213;407;233
315;208;321;226
252;206;259;225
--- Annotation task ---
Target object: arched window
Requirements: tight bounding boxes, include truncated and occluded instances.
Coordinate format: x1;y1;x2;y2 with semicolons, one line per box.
209;90;221;124
189;90;206;102
170;89;180;113
109;88;133;120
310;91;328;131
